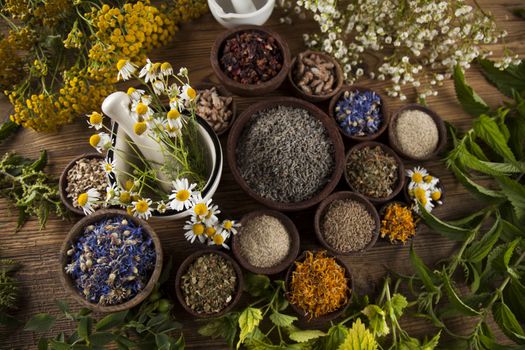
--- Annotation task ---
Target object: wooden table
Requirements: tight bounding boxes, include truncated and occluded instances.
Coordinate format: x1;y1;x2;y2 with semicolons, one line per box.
1;3;525;348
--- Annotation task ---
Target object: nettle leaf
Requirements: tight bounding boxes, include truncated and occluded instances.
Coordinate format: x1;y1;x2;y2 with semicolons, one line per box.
465;215;502;263
316;324;348;350
493;301;525;344
410;244;438;292
269;312;297;327
473;115;516;162
479;59;525;97
78;317;92;341
442;271;480;317
417;203;470;241
453;65;490;116
504;277;525;322
95;310;129;331
337;318;378;350
450;163;505;202
198;313;239;348
244;273;271;297
24;313;56;333
361;305;389;337
237;307;263;348
89;332;115;347
289;329;327;343
457;149;525;176
496;177;525;224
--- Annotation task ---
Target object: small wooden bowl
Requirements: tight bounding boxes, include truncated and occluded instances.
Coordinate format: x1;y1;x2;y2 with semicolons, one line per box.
232;210;300;275
210;25;291;97
388;104;447;161
175;249;243;318
344;141;405;204
378;200;418;245
59;209;163;313
227;96;345;211
328;85;390;142
59;153;106;216
314;191;380;255
287;50;343;103
285;250;353;324
194;82;237;136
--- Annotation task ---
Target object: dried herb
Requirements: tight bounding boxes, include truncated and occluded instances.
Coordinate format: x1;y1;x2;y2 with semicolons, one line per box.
293;52;336;95
0;120;20;144
220;31;283;84
380;203;417;244
0;257;21;329
334;89;383;136
65;157;107;210
0;151;67;231
289;251;349;319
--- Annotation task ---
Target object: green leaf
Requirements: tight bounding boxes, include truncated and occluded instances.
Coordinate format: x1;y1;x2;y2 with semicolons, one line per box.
78;317;92;341
174;334;184;350
95;310;128;331
244;273;271;297
508;93;525;159
89;332;115;347
48;340;71;350
493;301;525;344
497;176;525;224
451;163;505;202
421;331;441;350
453;65;490;116
457;149;525;176
316;324;348;350
417;203;470;241
25;313;56;333
238;307;263;348
479;59;525;97
0;119;20;143
474;115;516;162
503;239;521;269
38;338;49;350
465;215;502;262
361;305;389;337
337;318;378;350
198;314;239;348
155;333;172;350
442;271;481;316
410;244;438;292
269;312;297;327
31;151;48;172
289;329;327;343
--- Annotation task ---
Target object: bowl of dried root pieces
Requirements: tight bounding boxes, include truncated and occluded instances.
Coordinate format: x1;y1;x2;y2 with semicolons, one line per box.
195;83;236;136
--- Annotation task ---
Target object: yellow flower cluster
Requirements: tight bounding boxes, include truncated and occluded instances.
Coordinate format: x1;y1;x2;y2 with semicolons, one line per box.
0;28;37;89
33;0;72;26
169;0;209;23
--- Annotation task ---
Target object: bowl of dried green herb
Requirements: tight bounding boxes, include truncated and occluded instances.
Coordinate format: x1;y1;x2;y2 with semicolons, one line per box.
232;209;300;275
344;141;405;204
210;25;291;97
314;191;380;255
59;209;162;313
285;250;353;324
175;249;243;318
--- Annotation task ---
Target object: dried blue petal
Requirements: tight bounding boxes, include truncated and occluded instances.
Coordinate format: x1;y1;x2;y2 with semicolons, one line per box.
335;89;383;136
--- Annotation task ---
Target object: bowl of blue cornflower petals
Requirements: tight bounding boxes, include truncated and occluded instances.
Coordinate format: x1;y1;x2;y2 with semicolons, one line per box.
59;209;162;313
329;85;390;142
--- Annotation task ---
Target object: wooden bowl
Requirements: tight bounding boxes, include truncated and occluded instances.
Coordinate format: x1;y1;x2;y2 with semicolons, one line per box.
378;200;418;245
287;50;343;103
285;250;353;324
59;209;163;313
388;104;447;161
59;153;106;216
227;96;345;211
344;141;405;204
314;191;380;255
328;85;390;142
194;82;237;136
175;249;243;318
232;210;300;275
210;25;291;97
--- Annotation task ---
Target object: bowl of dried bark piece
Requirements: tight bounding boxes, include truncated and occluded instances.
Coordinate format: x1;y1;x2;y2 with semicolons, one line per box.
195;83;236;136
288;50;343;103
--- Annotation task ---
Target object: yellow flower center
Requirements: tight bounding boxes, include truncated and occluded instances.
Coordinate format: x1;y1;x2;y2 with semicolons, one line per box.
116;59;128;71
414;187;427;203
105;163;113;172
151;62;161;73
223;220;233;230
125;180;134;191
89;112;103;125
127;87;136;95
412;173;423;183
120;191;131;204
206;226;216;237
194;203;208;216
77;193;88;206
175;189;190;202
187;86;196;100
134;121;148;135
161;62;172;72
431;191;442;201
167;109;180;120
89;134;101;147
135;200;149;213
213;234;224;245
424;175;433;183
192;223;204;235
136;102;148;115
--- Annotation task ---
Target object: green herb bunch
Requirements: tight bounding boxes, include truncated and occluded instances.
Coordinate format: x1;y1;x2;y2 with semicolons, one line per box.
198;273;440;350
0;150;67;230
401;59;525;349
0;257;20;329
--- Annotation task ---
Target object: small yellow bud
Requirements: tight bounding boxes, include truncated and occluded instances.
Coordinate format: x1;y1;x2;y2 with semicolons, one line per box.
133;121;147;135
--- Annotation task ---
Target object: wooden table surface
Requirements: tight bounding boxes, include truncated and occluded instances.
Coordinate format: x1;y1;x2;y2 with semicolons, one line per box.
1;3;525;349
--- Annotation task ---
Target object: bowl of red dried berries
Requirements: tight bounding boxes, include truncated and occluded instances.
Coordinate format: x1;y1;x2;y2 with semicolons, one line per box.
211;25;291;97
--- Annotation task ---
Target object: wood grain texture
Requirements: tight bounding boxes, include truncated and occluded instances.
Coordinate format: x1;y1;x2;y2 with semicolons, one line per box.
1;1;525;348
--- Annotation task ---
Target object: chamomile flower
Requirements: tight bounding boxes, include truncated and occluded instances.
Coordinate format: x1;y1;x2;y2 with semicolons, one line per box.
116;59;137;81
139;59;161;83
156;201;168;214
105;183;119;202
165;121;182;138
222;220;240;236
407;166;429;188
191;194;213;219
160;62;173;76
133;121;148;136
423;174;440;188
152;80;166;95
131;97;152;121
169;96;182;111
77;189;100;215
211;230;229;249
119;190;133;206
166;108;183;129
132;198;153;220
413;185;434;212
202;204;220;226
180;84;197;101
178;67;188;77
204;224;218;238
127;87;145;101
431;188;443;205
87;112;103;130
89;132;112;153
183;217;206;243
168;178;197;211
102;159;116;173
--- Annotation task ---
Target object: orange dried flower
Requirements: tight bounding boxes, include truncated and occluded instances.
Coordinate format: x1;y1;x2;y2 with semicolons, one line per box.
380;203;417;243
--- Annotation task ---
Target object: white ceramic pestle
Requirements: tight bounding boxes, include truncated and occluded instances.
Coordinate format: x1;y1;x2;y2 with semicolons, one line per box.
231;0;257;13
101;91;172;193
207;0;275;28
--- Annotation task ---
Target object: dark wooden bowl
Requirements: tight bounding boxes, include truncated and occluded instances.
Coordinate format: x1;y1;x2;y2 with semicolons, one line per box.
314;191;380;256
227;97;345;211
232;210;300;275
403;175;446;207
344;141;405;204
210;25;291;97
194;82;237;136
285;250;353;325
388;104;447;161
175;249;243;318
59;209;163;313
59;153;106;216
378;200;418;245
328;85;390;142
287;50;343;103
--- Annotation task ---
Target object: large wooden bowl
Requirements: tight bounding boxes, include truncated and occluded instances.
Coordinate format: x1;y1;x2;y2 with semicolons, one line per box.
210;25;291;97
227;96;345;211
59;209;163;313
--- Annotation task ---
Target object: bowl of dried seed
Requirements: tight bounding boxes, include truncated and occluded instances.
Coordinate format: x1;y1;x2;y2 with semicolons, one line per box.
328;86;390;142
344;141;405;204
388;104;447;161
288;50;343;103
195;83;236;136
314;191;380;255
175;249;243;318
59;153;108;216
232;210;300;275
211;25;291;96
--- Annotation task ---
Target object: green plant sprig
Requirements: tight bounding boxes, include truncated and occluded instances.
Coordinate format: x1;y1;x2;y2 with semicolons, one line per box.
0;257;21;330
